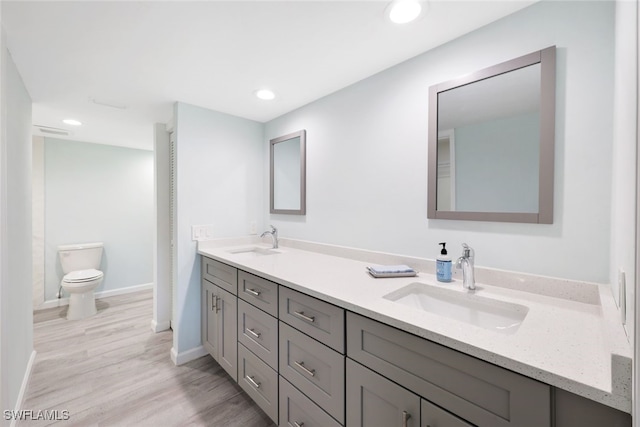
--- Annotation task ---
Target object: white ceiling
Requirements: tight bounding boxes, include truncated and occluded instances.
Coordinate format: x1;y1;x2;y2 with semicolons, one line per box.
2;0;536;151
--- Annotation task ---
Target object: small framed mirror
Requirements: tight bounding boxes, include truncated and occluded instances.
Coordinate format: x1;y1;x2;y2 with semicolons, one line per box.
428;46;556;224
270;130;306;215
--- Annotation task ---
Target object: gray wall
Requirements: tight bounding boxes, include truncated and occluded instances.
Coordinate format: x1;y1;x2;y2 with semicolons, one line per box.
173;102;263;357
43;138;154;300
0;31;33;421
264;1;614;284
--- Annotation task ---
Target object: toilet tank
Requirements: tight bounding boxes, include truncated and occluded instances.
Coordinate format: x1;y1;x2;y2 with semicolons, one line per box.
58;242;104;273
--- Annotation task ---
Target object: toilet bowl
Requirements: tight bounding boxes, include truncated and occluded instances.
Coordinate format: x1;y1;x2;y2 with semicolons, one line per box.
61;269;104;320
58;243;104;320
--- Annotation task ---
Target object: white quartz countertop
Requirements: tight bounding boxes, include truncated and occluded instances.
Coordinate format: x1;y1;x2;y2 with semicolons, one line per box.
198;239;632;413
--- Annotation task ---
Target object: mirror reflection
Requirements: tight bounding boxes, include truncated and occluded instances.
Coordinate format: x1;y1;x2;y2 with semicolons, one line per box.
428;46;555;224
270;130;306;215
436;64;541;213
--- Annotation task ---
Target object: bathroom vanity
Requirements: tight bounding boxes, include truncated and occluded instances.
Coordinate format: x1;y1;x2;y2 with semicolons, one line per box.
198;239;632;427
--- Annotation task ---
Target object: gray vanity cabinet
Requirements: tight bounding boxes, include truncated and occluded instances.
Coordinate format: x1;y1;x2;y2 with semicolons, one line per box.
347;312;550;427
201;257;238;382
200;256;631;427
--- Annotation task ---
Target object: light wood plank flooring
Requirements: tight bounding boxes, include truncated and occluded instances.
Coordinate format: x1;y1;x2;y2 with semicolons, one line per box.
21;290;276;427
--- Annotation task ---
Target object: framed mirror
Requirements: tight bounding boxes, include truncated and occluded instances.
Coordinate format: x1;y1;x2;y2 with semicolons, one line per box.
427;46;555;224
270;129;306;215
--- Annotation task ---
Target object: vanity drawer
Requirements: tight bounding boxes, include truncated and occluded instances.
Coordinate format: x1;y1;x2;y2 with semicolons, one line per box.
279;322;345;424
238;271;278;317
279;377;342;427
238;299;278;369
202;257;237;295
279;286;345;353
347;312;551;427
238;343;278;424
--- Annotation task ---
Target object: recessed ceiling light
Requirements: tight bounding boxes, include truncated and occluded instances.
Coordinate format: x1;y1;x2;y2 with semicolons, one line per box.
62;119;82;126
387;0;422;24
255;89;275;100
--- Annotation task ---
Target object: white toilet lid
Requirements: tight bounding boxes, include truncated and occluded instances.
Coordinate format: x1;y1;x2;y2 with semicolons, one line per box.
63;269;103;283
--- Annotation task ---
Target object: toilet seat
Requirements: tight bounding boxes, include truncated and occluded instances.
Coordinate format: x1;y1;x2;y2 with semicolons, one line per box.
63;269;103;284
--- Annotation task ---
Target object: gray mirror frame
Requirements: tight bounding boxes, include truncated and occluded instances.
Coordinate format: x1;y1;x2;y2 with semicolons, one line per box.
270;129;307;215
427;46;556;224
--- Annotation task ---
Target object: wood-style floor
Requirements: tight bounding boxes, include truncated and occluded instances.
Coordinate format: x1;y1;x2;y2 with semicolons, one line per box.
21;290;276;427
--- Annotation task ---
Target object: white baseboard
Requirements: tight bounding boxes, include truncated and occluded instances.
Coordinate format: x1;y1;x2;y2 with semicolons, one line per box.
37;283;153;311
170;345;207;366
150;319;171;333
10;350;37;427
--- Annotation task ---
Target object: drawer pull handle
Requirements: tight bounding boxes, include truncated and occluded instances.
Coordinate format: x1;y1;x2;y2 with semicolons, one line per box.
294;423;304;427
246;288;261;297
246;328;261;339
246;375;261;389
294;361;316;377
293;310;315;323
211;293;215;311
215;296;221;313
402;411;411;427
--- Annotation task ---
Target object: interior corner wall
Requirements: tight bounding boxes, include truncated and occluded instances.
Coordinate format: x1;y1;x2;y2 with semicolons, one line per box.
43;138;154;301
264;1;615;284
173;102;263;356
611;0;638;344
0;36;33;421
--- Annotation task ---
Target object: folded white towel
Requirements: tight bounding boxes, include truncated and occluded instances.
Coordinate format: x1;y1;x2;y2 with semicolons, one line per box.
367;264;415;274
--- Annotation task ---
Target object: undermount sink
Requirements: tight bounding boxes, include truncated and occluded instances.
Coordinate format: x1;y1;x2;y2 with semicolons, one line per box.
227;246;281;258
383;282;528;334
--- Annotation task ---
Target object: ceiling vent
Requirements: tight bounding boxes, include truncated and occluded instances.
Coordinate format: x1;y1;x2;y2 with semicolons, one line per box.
34;125;71;136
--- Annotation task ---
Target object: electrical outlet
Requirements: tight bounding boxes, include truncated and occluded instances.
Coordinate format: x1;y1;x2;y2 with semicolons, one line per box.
618;269;626;325
250;221;257;235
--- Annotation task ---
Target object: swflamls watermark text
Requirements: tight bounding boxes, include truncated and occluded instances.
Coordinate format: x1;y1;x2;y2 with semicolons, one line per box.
4;409;70;421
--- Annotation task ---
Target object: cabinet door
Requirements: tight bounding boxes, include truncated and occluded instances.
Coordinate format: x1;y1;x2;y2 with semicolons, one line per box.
201;280;218;359
422;399;474;427
279;376;341;427
347;359;420;427
216;286;238;382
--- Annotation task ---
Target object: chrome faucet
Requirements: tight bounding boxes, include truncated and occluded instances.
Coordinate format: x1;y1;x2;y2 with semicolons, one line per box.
260;225;278;249
456;243;476;291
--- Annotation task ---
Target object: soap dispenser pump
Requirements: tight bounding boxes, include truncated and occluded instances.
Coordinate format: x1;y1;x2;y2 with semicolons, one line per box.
436;242;452;282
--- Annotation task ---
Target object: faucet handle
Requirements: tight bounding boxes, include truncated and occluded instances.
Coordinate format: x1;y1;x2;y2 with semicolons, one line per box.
461;243;474;258
269;224;277;232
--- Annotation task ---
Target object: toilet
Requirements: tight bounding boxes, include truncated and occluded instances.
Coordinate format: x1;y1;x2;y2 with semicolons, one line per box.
58;242;104;320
